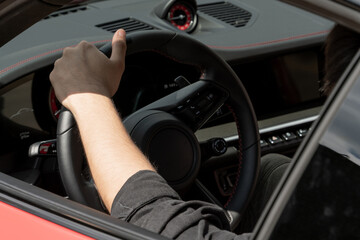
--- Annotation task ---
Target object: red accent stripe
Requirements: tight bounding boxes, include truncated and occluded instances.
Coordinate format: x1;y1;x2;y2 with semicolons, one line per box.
0;201;94;239
0;39;111;76
207;30;330;50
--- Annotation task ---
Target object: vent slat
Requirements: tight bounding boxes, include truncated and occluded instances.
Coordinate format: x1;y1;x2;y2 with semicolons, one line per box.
102;21;143;29
205;10;249;15
198;2;252;28
44;6;88;20
96;18;155;33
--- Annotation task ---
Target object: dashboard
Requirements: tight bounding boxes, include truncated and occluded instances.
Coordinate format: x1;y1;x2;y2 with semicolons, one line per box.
0;0;334;203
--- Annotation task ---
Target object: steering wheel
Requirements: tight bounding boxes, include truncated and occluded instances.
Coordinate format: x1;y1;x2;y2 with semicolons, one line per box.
57;30;260;228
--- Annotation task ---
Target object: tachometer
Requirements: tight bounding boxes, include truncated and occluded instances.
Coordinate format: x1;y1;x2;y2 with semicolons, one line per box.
167;2;197;32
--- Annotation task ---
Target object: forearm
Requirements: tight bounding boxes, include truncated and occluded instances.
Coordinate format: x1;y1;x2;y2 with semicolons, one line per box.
67;93;155;210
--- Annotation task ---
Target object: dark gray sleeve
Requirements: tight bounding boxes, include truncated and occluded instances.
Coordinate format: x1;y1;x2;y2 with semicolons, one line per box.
111;170;251;240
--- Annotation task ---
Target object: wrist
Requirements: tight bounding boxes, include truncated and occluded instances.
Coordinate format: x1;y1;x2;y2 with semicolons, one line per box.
63;93;114;118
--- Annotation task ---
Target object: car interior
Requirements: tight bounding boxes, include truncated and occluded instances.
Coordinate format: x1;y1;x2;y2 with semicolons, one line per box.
0;0;337;234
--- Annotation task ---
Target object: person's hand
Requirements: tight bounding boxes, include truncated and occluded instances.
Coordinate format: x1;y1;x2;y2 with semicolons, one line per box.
50;29;126;112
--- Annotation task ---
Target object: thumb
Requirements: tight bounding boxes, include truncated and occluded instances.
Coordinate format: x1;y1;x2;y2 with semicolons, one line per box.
110;29;127;63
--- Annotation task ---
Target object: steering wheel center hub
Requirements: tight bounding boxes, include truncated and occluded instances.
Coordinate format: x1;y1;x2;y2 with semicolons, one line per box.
124;110;201;190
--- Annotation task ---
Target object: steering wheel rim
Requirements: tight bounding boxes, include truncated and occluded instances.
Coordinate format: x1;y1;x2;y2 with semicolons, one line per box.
57;30;260;227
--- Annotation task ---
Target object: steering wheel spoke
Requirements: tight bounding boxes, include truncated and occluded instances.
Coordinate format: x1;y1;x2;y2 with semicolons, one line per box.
194;179;239;230
134;80;229;132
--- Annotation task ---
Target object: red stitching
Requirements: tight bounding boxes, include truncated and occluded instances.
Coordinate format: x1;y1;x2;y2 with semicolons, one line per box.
208;30;330;50
224;104;243;208
0;39;111;76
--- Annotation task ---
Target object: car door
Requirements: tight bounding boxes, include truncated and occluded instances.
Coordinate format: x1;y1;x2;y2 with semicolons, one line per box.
0;171;170;239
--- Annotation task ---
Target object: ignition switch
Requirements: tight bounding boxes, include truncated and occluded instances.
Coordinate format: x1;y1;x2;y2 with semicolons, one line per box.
201;137;228;159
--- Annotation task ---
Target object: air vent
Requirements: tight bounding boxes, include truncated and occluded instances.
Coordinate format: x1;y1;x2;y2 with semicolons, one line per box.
96;18;155;33
44;6;88;20
198;2;252;28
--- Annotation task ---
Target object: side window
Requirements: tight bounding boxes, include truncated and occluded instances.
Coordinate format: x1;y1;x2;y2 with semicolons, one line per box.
1;74;42;131
0;74;49;173
269;145;360;239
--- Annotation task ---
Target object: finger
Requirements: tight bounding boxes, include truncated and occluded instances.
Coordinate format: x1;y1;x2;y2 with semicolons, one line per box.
110;29;127;63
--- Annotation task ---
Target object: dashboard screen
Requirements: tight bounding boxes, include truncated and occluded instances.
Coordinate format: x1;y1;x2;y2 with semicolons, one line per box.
233;48;325;120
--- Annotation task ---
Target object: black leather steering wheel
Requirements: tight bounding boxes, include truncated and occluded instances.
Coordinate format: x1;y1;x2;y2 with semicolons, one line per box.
57;31;260;228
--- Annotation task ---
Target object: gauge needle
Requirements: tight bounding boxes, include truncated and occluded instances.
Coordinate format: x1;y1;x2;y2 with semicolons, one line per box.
169;15;186;21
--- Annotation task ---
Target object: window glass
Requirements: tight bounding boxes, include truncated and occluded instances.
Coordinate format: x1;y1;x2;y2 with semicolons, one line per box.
1;74;41;131
269;145;360;239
